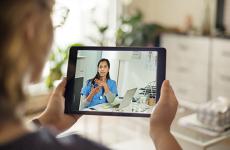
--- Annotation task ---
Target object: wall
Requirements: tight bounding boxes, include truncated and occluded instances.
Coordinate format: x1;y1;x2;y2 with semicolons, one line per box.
127;0;217;33
77;51;102;85
102;51;157;96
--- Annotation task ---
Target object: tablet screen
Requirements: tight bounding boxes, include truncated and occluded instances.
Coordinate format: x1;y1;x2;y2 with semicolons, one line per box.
65;47;166;117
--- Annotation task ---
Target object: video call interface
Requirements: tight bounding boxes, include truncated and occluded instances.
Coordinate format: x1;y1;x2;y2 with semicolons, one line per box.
71;50;158;114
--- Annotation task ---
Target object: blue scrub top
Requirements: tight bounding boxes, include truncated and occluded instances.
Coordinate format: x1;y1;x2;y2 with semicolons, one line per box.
81;79;118;107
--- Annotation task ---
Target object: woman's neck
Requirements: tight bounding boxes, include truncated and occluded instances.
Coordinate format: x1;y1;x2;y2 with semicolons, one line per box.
0;119;32;145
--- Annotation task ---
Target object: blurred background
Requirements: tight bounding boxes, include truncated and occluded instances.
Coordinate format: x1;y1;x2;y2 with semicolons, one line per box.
26;0;230;149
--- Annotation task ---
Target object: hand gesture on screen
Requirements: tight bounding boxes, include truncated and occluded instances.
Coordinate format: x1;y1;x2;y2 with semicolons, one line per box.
94;79;109;93
94;79;106;87
91;86;101;95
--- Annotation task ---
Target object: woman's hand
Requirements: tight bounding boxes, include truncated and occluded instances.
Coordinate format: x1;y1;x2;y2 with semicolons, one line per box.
36;79;81;133
94;79;106;87
86;86;101;102
150;80;178;135
91;86;101;95
95;79;109;93
149;80;181;149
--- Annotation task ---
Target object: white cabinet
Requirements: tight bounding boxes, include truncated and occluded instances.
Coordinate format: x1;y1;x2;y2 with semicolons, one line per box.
211;38;230;100
161;34;210;104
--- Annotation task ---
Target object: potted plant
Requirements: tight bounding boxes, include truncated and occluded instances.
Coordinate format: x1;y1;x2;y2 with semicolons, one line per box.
116;10;165;47
45;43;83;89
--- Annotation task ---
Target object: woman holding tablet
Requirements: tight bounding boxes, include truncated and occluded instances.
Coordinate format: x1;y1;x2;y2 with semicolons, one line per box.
81;58;118;108
0;0;181;150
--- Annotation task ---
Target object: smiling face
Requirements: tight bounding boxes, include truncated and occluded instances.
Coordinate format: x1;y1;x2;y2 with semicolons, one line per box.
98;61;109;78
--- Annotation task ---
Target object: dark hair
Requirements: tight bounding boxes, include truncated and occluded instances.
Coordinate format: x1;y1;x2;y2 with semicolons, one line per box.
90;58;110;85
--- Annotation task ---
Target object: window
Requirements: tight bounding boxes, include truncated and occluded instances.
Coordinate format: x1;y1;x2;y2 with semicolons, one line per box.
42;0;119;79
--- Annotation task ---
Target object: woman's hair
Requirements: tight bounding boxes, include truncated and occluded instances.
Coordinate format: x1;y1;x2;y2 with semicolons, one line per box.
90;58;111;85
0;0;53;122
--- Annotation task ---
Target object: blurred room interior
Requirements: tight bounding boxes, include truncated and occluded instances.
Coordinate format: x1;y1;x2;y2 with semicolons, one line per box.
26;0;230;149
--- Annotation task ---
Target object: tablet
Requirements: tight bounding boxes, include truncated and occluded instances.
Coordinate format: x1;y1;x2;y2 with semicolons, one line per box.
64;46;166;117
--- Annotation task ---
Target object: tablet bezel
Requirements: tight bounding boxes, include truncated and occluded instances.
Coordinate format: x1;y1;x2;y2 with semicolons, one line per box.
64;46;166;117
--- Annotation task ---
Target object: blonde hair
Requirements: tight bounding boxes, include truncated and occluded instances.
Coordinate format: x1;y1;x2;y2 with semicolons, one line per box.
0;0;54;121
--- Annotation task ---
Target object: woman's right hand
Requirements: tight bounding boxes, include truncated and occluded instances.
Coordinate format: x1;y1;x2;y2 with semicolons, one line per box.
86;86;101;102
91;86;101;95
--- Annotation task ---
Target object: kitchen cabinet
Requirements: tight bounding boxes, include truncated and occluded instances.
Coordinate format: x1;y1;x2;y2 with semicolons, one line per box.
211;38;230;100
161;33;210;104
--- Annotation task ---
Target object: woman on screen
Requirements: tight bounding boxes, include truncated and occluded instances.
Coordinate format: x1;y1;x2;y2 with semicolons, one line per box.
81;58;118;108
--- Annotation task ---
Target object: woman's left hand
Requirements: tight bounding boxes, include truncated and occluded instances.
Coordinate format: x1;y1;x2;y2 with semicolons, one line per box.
36;79;81;133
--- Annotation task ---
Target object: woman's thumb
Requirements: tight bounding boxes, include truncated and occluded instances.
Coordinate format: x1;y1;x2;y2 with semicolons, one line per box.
160;80;171;98
55;78;67;95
